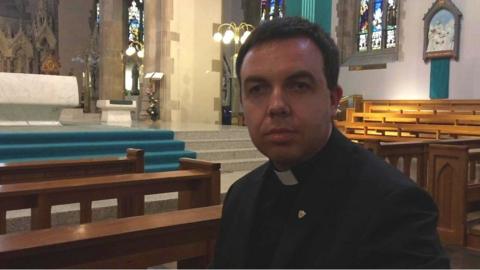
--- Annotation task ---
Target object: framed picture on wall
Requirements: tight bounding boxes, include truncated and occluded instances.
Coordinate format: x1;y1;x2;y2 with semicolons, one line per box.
423;0;462;61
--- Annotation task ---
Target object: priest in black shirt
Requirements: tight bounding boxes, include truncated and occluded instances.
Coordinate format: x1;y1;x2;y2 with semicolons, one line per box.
211;17;449;268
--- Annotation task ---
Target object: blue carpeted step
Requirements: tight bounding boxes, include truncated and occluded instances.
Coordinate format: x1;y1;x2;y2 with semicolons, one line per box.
0;130;174;144
0;129;197;173
0;140;186;159
145;163;180;172
1;151;195;170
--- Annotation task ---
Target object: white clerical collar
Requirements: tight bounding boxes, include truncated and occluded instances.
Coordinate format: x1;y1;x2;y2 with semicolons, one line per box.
274;169;299;186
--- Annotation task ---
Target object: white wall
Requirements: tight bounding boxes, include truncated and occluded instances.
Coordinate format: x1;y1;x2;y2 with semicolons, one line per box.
332;0;480;99
169;0;222;124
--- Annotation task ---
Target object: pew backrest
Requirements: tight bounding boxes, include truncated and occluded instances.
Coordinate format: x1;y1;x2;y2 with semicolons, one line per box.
0;205;222;269
363;99;480;114
344;100;480;141
0;148;144;234
0;148;144;184
0;158;220;232
362;138;480;189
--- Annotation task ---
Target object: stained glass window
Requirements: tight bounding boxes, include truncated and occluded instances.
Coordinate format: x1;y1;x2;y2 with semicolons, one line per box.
260;0;285;22
357;0;397;52
371;0;383;50
127;0;144;52
358;0;369;52
385;0;397;48
277;0;284;18
96;1;100;24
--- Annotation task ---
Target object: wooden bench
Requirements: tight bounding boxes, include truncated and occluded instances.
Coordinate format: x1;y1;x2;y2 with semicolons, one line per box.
0;148;144;184
0;148;145;234
0;205;222;268
362;99;480;115
345;109;480;140
345;133;432;142
362;138;480;189
0;158;220;233
336;95;363;121
427;144;480;249
337;99;480;142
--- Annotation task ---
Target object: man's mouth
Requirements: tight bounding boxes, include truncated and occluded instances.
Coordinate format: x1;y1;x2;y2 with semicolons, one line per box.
265;128;296;143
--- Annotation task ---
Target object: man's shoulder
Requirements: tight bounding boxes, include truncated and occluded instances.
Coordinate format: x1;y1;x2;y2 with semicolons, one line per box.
229;162;269;192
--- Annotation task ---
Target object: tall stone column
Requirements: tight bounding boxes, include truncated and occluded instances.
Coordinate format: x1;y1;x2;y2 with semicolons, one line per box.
98;0;124;100
143;0;174;121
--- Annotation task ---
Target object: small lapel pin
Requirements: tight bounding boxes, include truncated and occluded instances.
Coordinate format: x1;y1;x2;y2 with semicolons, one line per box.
298;210;306;219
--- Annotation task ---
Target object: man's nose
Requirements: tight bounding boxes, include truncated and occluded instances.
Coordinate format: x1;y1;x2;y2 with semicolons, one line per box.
267;87;290;117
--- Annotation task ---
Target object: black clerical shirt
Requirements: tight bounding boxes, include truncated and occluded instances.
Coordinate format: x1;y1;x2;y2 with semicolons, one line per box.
245;168;302;268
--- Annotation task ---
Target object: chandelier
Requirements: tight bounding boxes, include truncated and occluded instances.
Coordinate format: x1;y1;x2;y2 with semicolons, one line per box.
212;22;254;45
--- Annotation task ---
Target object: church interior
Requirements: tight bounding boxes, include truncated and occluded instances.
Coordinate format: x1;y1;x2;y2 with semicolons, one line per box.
1;0;480;268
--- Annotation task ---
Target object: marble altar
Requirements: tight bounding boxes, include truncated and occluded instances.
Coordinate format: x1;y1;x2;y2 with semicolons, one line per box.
0;72;79;126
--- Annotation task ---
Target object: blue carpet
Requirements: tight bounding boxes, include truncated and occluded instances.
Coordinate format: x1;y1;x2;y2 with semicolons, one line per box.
0;129;196;172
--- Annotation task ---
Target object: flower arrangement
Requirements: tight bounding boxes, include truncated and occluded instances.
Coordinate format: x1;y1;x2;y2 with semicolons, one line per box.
144;85;159;121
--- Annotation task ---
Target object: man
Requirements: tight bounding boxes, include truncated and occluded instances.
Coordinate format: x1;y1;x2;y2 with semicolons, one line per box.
212;17;449;268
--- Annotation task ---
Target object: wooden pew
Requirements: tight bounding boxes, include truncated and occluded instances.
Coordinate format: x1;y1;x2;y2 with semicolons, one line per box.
0;205;221;269
346;133;431;142
0;148;144;234
345;109;480;140
427;144;480;249
362;99;480;115
363;138;480;189
350;112;480;125
336;95;363;121
0;158;220;233
0;149;145;184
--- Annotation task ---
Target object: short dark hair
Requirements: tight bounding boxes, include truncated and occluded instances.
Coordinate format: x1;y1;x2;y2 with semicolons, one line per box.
236;16;340;91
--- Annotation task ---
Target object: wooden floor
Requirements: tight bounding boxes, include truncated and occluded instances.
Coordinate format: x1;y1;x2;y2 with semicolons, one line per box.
446;245;480;268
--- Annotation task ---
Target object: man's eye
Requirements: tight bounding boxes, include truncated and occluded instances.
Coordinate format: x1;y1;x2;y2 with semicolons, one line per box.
288;82;311;92
247;85;266;96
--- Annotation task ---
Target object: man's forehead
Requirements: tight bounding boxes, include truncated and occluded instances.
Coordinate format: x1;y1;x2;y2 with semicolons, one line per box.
248;36;316;54
241;37;324;78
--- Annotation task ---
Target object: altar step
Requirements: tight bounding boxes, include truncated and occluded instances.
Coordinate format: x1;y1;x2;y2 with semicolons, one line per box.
0;129;195;172
175;128;267;173
60;108;100;124
195;148;264;160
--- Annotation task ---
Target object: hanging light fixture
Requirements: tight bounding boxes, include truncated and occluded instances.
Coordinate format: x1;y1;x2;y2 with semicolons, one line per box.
212;22;255;46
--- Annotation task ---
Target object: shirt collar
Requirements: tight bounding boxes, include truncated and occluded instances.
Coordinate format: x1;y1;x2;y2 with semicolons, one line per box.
273;169;299;186
269;126;335;185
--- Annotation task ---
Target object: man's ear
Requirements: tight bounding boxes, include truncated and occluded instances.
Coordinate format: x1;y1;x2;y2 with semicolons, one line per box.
330;86;343;107
329;86;343;119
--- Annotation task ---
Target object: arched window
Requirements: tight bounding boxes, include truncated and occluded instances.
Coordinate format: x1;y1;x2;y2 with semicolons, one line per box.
357;0;398;52
260;0;285;22
127;0;144;53
125;0;144;95
96;0;100;25
337;0;400;67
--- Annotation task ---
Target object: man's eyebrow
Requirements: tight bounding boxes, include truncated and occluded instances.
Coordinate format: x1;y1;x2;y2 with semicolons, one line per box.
285;70;316;82
243;76;267;85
